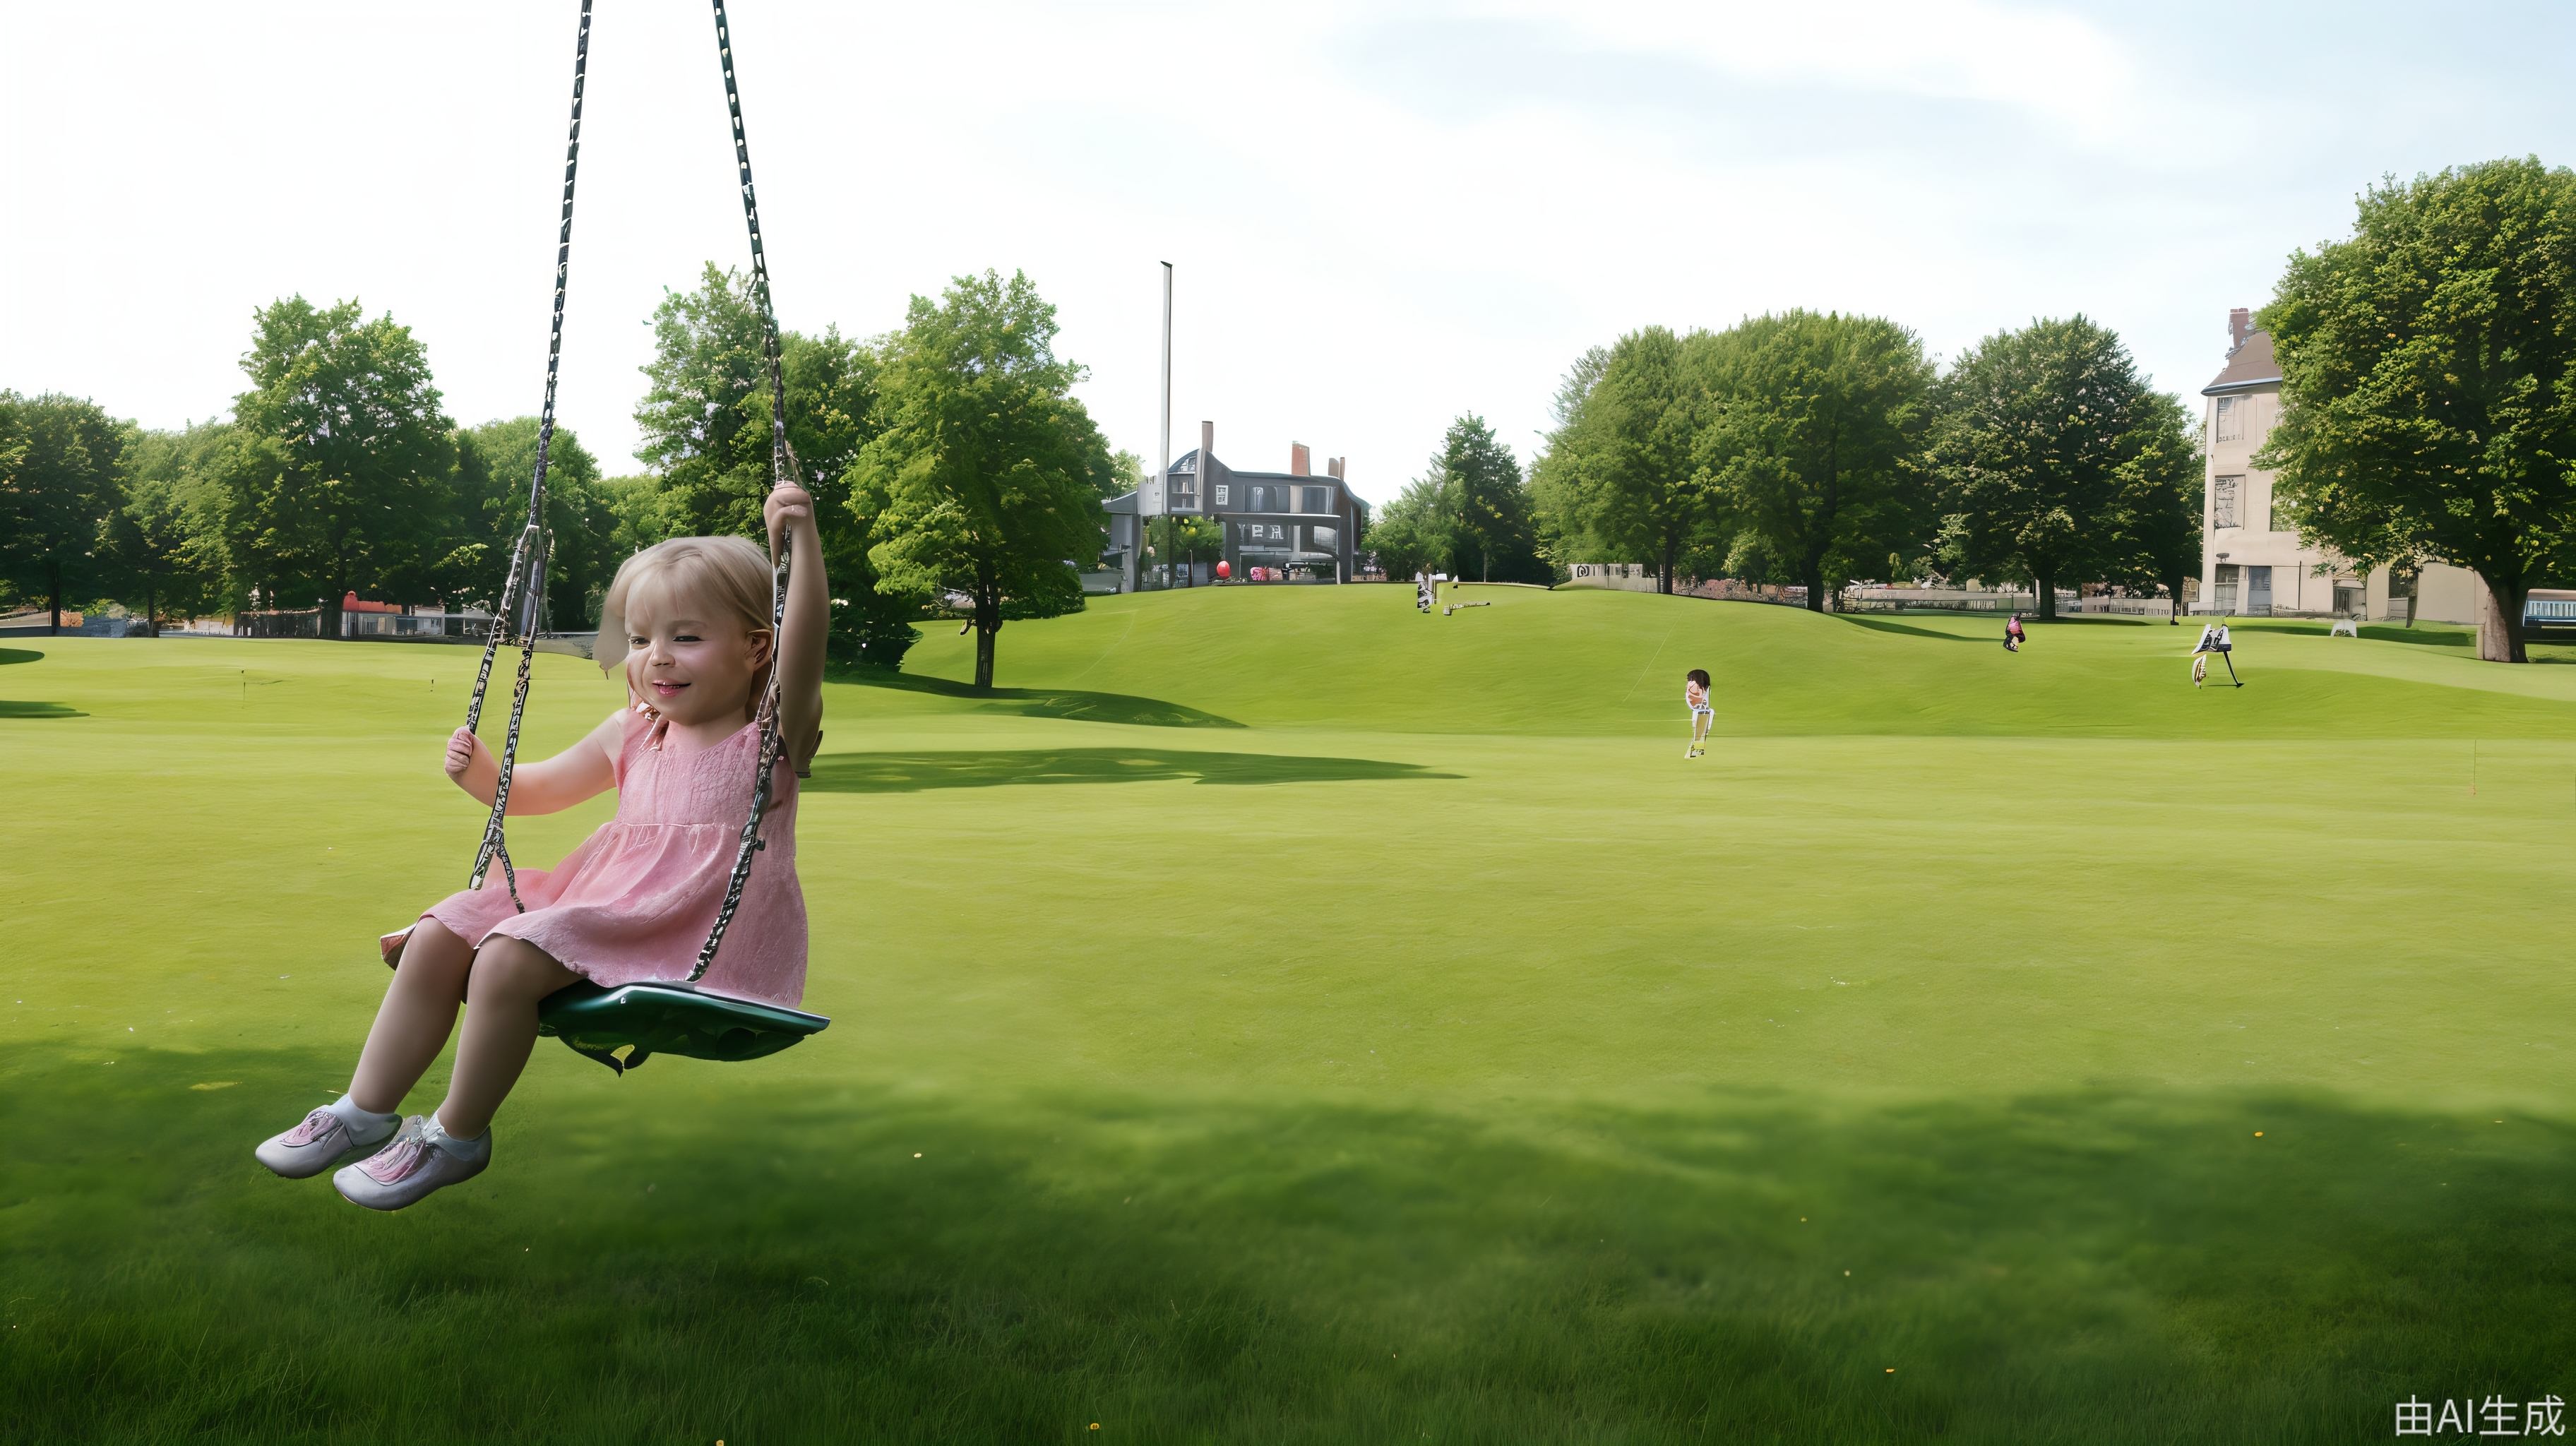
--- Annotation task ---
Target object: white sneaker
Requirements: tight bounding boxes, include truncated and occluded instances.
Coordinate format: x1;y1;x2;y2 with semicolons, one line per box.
255;1100;398;1178
333;1114;490;1211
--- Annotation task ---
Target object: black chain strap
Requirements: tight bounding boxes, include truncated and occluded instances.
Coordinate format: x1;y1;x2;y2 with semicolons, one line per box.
467;0;590;906
691;0;797;984
459;0;792;987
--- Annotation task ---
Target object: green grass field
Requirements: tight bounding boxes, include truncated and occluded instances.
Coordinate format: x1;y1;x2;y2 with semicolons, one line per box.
6;586;2575;1443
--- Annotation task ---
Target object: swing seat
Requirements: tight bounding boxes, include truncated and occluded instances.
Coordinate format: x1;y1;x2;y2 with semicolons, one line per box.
538;980;828;1075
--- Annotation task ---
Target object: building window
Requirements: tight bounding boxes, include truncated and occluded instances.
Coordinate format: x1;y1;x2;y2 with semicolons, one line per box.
1303;485;1329;513
2215;396;2242;443
2214;562;2240;613
1215;484;1229;506
2212;475;2241;528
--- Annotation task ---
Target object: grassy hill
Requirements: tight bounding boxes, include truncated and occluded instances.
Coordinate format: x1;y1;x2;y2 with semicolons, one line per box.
892;582;2576;738
5;591;2574;1442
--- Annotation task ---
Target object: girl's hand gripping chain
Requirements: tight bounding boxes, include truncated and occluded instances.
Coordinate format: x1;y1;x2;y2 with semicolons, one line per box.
444;726;498;803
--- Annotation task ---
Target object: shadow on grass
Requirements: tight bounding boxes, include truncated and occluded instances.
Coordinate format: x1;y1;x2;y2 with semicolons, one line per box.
0;700;83;719
1830;615;1985;643
6;1043;2572;1444
2360;626;2473;647
841;666;1242;729
0;647;41;666
2233;620;2472;648
806;747;1457;794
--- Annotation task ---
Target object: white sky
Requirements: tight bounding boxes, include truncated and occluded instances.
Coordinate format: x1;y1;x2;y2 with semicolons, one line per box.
6;1;2572;505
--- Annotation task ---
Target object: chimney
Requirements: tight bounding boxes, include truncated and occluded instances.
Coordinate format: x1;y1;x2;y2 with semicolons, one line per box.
1327;456;1344;481
2228;307;2251;352
1290;442;1311;477
1200;419;1214;471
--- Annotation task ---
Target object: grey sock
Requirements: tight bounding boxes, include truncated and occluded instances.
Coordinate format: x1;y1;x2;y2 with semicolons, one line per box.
328;1094;400;1143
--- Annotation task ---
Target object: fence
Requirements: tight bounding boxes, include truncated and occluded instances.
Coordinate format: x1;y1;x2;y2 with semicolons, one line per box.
1844;591;2053;614
343;611;492;640
234;609;324;638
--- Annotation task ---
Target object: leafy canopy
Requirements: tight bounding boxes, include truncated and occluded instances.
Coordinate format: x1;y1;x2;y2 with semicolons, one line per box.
220;296;455;620
0;392;125;625
1535;327;1724;592
636;263;915;667
853;270;1111;688
1925;315;2164;619
1701;310;1933;610
2258;156;2576;662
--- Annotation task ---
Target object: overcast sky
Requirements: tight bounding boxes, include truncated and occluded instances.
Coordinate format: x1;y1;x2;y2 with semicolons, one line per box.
6;1;2572;505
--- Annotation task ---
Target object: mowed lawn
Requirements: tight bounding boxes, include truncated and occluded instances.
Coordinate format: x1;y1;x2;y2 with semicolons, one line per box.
6;587;2576;1444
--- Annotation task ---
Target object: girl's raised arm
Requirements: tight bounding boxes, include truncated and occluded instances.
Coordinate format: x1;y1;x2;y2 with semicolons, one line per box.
443;709;626;815
764;484;828;768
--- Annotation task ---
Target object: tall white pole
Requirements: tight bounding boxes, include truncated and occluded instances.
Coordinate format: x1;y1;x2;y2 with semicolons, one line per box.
1159;261;1174;588
1159;261;1173;495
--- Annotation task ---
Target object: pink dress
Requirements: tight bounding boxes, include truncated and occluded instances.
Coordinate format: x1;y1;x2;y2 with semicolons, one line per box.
379;707;808;1006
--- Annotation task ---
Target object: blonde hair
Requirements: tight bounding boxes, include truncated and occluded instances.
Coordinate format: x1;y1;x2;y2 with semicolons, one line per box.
595;536;777;717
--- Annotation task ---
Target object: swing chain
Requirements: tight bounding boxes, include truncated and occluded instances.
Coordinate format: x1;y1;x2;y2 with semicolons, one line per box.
691;0;796;984
461;0;792;979
466;1;591;905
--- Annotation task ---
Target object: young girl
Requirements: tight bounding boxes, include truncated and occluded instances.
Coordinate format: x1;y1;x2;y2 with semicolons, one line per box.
2004;612;2026;652
253;487;828;1210
1683;668;1714;759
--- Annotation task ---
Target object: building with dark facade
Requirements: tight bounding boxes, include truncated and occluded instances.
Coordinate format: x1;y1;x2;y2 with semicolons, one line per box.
1104;422;1362;590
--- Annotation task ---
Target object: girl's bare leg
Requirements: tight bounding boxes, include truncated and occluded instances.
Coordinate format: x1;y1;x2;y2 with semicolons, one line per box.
436;936;578;1140
350;920;474;1115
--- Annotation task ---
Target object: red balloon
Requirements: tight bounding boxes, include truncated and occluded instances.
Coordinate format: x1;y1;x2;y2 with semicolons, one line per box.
1215;561;1231;579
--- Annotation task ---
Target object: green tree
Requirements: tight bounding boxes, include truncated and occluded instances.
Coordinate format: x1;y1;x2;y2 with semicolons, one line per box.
1540;328;1723;592
636;263;775;539
453;417;617;631
636;265;917;667
2258;157;2576;662
597;472;674;558
1146;513;1222;582
2099;393;2204;621
1529;345;1610;568
220;297;455;634
854;270;1109;688
1364;469;1460;582
1102;448;1149;503
0;393;124;632
1445;414;1542;582
1373;414;1541;583
1702;311;1933;611
1925;316;2160;621
102;420;234;626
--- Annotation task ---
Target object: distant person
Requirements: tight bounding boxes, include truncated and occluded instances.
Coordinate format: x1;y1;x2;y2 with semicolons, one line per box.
2192;619;2241;688
2004;613;2026;652
1683;668;1714;759
1415;571;1433;613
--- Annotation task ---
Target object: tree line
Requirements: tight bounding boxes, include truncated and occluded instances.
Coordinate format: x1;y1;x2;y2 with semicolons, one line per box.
1377;157;2576;664
0;266;1115;684
2257;157;2576;663
1376;311;2200;620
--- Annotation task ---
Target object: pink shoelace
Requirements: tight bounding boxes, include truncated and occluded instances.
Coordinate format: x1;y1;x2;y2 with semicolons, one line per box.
362;1128;428;1184
280;1109;342;1147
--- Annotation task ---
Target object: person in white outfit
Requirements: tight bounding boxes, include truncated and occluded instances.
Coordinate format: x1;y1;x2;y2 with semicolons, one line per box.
2192;620;2241;688
1683;669;1714;758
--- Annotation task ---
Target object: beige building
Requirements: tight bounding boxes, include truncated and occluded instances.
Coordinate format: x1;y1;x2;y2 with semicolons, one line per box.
2198;307;2479;623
